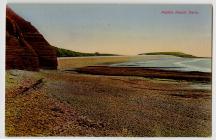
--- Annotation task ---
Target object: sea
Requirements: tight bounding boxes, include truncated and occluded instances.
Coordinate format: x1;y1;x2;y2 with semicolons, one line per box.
110;55;211;73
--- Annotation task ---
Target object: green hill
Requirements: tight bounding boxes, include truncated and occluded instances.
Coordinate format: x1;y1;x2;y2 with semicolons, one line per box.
55;47;118;57
139;52;197;58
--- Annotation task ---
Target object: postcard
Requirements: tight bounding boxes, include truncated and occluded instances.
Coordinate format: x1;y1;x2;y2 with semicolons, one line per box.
5;3;212;137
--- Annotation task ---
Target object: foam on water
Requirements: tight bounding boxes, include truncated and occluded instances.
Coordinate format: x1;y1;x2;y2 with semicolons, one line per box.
111;55;211;72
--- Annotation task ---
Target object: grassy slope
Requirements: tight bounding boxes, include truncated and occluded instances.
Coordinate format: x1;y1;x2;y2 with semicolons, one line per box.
55;47;118;57
139;52;197;58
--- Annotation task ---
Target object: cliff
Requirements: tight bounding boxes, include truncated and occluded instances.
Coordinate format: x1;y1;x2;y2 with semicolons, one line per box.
6;6;57;70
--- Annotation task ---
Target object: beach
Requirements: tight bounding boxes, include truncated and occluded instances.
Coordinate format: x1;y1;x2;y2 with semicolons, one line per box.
57;56;131;70
5;56;212;136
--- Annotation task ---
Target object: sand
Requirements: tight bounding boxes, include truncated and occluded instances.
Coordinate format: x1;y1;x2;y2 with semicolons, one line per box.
57;56;131;70
5;57;212;136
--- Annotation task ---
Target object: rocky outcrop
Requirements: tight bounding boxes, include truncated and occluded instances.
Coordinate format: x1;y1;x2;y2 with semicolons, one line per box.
6;6;57;70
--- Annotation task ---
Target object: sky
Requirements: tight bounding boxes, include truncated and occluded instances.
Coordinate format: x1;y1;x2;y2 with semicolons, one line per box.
8;4;212;57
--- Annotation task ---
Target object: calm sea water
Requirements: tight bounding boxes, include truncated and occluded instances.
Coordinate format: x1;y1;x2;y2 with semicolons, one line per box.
111;55;211;72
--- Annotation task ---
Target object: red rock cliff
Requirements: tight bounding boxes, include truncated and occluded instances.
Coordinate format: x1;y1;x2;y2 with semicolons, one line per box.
6;6;58;70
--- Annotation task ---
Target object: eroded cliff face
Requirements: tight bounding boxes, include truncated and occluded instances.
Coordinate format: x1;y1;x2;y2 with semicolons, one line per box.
6;6;58;70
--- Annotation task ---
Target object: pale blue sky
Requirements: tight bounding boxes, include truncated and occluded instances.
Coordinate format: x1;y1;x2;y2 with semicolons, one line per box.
8;4;212;56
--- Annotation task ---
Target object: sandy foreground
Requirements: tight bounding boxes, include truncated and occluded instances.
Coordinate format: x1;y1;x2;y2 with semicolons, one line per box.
5;57;212;136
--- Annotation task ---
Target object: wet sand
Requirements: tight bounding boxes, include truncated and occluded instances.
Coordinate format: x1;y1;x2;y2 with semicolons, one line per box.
75;66;211;82
57;56;131;70
5;57;212;136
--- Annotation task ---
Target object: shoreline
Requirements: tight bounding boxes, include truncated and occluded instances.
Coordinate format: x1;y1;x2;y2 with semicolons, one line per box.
57;55;211;73
6;69;212;136
57;55;131;70
6;56;212;136
74;66;211;83
57;55;128;59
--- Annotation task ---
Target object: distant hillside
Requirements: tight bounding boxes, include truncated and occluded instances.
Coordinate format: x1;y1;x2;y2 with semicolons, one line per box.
139;52;197;58
55;47;118;57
